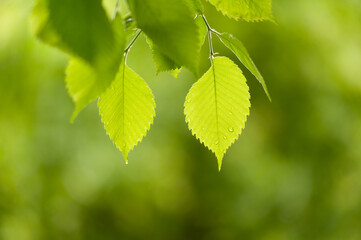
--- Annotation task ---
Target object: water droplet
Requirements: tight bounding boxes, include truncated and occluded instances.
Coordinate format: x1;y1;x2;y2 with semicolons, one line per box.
223;136;227;140
125;161;129;165
215;141;219;145
228;128;234;132
187;99;191;103
229;112;233;115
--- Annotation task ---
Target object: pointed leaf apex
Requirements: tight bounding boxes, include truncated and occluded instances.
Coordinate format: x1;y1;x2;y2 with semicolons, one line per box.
122;151;129;164
217;156;223;172
70;114;76;124
265;87;272;102
70;105;81;124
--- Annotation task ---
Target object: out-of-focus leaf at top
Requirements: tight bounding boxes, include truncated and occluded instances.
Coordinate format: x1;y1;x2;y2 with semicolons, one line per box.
32;0;120;71
184;0;204;13
65;15;126;122
146;37;182;77
207;0;273;21
196;16;208;49
127;0;202;75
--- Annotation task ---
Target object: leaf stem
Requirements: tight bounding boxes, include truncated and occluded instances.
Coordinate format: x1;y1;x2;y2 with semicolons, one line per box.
124;29;142;55
201;15;214;58
200;14;221;34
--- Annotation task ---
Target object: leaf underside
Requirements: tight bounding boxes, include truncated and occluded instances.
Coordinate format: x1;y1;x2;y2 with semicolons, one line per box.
207;0;273;21
184;0;204;13
65;15;125;122
217;32;271;100
145;15;207;78
185;56;251;170
127;0;202;75
98;59;156;162
32;0;116;67
146;37;182;78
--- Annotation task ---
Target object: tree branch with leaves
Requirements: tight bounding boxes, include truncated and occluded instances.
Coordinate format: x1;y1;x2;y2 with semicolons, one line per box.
31;0;274;170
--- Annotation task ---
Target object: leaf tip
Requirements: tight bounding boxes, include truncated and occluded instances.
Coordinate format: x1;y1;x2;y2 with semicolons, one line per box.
216;154;223;171
122;151;129;165
170;68;182;78
263;86;272;102
70;110;78;124
218;162;223;172
70;104;83;124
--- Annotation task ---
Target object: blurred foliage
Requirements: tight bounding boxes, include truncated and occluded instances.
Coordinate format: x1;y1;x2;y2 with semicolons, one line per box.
1;0;361;239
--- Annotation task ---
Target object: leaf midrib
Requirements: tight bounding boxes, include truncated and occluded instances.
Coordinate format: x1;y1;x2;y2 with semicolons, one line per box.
211;57;221;155
121;61;126;150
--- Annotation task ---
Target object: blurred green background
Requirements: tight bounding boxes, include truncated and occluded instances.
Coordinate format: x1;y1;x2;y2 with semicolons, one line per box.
1;0;361;239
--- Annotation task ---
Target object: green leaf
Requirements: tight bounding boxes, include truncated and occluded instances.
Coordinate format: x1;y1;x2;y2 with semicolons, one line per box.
32;0;118;68
98;59;156;162
119;0;132;19
184;0;204;13
217;32;271;100
196;16;208;48
127;0;202;74
65;60;98;122
206;0;273;21
146;37;182;77
184;56;250;170
116;0;137;34
169;69;183;79
65;15;125;122
144;16;206;78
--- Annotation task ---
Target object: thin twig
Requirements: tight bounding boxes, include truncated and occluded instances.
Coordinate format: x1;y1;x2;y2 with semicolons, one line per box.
201;14;215;58
124;29;142;54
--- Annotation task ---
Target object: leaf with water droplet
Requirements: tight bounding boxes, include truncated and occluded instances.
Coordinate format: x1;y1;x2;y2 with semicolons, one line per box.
184;56;251;170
